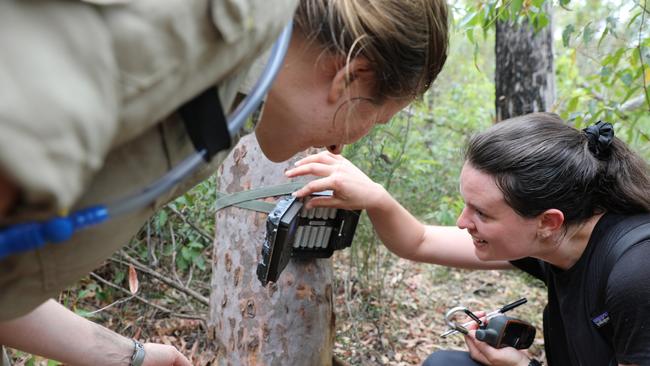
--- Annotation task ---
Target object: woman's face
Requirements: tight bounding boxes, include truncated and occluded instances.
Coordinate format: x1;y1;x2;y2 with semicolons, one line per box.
456;162;542;262
255;32;409;162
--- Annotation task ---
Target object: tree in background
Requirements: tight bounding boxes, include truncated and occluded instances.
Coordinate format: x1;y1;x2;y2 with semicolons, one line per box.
495;2;555;120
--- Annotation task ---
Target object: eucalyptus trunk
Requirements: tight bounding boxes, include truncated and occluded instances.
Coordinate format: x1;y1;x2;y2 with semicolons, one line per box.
495;4;555;121
208;134;335;366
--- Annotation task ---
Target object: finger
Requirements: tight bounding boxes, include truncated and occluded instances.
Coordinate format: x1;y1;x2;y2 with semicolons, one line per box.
286;162;337;179
469;333;503;362
292;177;338;198
464;335;490;365
294;151;340;166
303;196;347;210
174;352;192;366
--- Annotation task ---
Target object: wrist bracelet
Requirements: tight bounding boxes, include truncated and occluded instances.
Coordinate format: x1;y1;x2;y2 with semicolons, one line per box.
130;339;146;366
528;359;543;366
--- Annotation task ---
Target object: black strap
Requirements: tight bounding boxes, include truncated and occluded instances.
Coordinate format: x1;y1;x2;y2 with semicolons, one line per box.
589;214;650;344
178;87;231;161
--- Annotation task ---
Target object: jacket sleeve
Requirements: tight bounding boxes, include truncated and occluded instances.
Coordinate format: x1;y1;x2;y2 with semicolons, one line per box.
0;0;297;220
0;1;120;218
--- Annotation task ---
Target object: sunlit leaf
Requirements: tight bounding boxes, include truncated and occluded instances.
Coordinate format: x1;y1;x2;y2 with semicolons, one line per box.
128;265;139;294
583;23;594;44
563;24;575;47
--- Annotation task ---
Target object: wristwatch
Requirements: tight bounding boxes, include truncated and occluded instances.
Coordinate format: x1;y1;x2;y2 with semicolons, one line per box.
528;359;543;366
130;339;146;366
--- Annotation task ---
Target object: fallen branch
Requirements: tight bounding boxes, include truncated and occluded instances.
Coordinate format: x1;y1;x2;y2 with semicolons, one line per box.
90;272;205;322
115;251;210;306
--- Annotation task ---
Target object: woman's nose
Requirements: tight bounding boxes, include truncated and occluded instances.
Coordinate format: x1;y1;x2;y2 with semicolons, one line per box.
327;144;344;154
456;207;473;230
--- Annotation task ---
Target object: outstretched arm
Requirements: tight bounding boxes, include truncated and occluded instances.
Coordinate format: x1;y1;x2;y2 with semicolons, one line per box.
0;299;191;366
286;152;512;270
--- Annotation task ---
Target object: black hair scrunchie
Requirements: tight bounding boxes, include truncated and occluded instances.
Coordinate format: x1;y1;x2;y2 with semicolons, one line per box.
583;121;614;159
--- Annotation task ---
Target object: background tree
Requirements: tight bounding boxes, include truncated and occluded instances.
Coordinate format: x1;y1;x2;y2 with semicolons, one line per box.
495;2;555;120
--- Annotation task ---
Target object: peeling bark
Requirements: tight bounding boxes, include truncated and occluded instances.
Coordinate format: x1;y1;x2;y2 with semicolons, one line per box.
209;134;334;366
495;3;555;121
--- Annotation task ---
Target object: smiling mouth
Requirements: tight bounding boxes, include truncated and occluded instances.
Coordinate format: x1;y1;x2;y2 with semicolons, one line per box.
472;237;488;246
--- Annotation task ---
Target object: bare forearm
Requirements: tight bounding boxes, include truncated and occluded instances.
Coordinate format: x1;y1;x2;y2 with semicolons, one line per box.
366;187;429;260
0;299;133;366
366;187;512;270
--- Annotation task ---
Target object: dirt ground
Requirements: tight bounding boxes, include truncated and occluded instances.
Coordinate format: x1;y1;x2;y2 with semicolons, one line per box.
6;246;547;366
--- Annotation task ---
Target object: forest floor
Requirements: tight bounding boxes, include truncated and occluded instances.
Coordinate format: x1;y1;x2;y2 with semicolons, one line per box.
7;245;547;366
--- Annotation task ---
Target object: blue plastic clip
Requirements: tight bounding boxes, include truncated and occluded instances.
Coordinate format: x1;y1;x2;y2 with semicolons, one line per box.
0;206;109;260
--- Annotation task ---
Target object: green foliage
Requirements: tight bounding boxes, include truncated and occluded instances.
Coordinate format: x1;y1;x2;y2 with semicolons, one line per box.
553;2;650;158
459;0;650;158
343;29;495;282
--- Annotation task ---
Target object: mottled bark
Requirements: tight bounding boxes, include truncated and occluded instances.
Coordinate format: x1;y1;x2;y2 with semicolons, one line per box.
495;4;555;121
209;134;334;366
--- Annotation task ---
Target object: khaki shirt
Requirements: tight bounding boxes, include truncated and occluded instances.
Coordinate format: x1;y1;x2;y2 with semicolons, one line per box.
0;0;297;320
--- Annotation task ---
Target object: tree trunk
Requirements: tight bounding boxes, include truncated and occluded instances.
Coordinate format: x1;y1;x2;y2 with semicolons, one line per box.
495;4;555;121
209;134;334;366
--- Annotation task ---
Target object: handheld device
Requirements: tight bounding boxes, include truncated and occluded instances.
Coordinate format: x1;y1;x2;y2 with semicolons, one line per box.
442;298;536;349
256;192;360;286
474;314;536;349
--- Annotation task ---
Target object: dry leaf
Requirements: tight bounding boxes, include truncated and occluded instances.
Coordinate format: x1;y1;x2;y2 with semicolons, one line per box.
128;265;139;294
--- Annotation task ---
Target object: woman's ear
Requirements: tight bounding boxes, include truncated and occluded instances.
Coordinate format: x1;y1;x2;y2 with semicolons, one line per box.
538;209;564;238
327;57;373;104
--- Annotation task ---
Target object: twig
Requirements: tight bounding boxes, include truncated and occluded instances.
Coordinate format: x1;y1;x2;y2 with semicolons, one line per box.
580;82;606;102
169;222;184;286
167;206;213;242
620;94;646;112
116;252;209;305
90;272;205;322
86;294;135;316
146;219;158;267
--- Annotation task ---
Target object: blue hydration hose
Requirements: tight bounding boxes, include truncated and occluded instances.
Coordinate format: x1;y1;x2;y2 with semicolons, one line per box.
0;21;293;260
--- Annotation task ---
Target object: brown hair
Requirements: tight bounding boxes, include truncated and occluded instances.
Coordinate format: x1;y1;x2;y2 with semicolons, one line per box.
465;113;650;227
294;0;449;101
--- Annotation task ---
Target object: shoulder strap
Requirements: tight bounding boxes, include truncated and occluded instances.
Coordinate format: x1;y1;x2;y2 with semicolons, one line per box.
589;214;650;343
179;87;232;162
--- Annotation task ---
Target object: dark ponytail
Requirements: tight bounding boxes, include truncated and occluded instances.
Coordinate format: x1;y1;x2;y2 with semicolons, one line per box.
465;113;650;228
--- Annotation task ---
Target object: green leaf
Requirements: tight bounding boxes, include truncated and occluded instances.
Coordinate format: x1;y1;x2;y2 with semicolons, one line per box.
181;247;193;261
156;211;168;228
563;24;575;48
619;72;633;87
583;23;594;44
605;16;618;38
626;11;642;30
510;0;524;15
194;255;207;271
458;10;479;29
600;66;613;79
535;13;549;31
466;28;475;44
567;95;580;112
113;269;126;286
74;308;96;318
597;27;609;49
